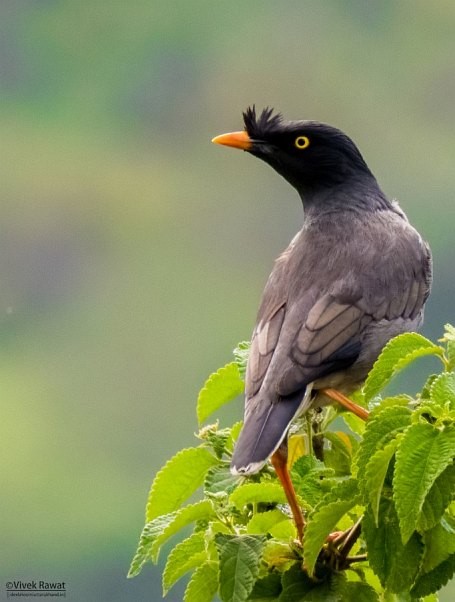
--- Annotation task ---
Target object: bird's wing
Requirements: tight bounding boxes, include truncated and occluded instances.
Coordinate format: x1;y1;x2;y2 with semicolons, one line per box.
245;302;285;398
273;264;430;398
233;219;431;474
276;293;369;395
246;224;431;399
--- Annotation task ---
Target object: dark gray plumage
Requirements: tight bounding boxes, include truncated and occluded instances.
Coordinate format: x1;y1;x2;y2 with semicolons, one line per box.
213;107;432;476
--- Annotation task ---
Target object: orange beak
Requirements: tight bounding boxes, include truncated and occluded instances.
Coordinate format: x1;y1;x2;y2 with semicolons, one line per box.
211;130;252;151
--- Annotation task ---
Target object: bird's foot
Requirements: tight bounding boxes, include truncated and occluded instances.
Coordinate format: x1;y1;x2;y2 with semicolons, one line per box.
317;517;365;571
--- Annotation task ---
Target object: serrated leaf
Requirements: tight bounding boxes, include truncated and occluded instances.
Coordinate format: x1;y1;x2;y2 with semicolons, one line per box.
291;455;333;509
279;564;345;601
287;434;306;469
128;500;216;576
230;483;288;509
246;509;290;535
364;437;400;523
197;362;244;424
420;374;439;400
183;561;218;602
248;509;296;539
440;324;455;371
128;514;175;578
291;454;331;479
430;372;455;410
341;581;379;602
215;534;265;602
205;464;241;495
248;573;282;600
422;520;455;573
363;499;423;593
364;333;443;402
262;540;295;571
354;405;411;478
146;447;219;521
411;553;455;598
393;424;455;543
418;464;455;532
324;431;357;476
227;421;244;452
162;531;206;594
303;479;360;576
269;519;297;540
370;394;412;411
279;564;315;601
341;411;366;435
152;500;215;561
233;341;250;379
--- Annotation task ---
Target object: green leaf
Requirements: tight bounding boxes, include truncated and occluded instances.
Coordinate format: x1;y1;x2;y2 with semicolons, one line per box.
246;509;293;538
363;498;423;593
233;341;250;379
363;333;443;402
197;362;244;424
279;564;345;601
128;514;174;578
303;479;360;576
422;519;455;573
364;437;400;523
418;464;455;532
341;581;379;602
354;405;412;478
162;531;206;595
411;553;455;598
323;431;358;476
230;483;288;510
149;501;215;557
262;540;295;571
205;464;241;495
226;421;244;454
183;561;219;602
128;500;216;576
430;371;455;410
146;447;219;521
291;454;333;480
420;374;439;400
341;411;366;436
291;455;332;509
248;573;282;600
440;323;455;371
393;424;455;543
215;533;265;602
279;564;315;601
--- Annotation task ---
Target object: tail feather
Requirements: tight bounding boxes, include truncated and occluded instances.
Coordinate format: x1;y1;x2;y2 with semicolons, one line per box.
231;388;309;475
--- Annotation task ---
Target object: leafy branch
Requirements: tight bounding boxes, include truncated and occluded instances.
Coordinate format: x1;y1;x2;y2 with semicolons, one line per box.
129;326;455;601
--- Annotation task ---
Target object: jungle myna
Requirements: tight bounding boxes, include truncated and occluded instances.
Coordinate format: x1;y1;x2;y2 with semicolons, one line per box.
212;107;432;538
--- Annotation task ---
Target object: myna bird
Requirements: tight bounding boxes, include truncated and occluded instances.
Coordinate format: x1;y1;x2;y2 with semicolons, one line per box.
212;107;432;539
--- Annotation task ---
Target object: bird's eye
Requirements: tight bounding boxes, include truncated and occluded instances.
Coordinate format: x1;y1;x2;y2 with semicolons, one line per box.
294;135;310;150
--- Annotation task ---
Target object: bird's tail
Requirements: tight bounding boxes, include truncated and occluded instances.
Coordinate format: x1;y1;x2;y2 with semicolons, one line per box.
230;387;310;475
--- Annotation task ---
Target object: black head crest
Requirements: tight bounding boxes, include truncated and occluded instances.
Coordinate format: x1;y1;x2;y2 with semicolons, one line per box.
243;106;283;139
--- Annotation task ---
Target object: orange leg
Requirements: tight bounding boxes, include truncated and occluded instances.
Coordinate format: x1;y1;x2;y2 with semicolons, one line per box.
321;388;369;421
271;446;305;541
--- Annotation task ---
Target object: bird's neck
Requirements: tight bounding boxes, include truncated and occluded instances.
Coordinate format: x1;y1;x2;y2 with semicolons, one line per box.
297;174;392;216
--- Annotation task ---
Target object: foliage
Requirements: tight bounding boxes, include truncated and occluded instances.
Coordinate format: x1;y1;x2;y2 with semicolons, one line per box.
129;326;455;600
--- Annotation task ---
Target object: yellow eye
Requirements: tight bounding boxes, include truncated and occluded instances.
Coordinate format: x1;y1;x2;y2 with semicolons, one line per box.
295;135;310;149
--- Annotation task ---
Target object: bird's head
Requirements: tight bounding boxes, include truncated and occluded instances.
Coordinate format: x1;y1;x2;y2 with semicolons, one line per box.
212;106;375;199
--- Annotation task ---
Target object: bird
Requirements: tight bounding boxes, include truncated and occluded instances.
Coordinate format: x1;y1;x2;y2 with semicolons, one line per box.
212;107;432;539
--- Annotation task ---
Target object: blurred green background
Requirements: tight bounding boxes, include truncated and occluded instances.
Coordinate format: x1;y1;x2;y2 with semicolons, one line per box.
1;1;454;600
